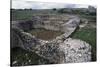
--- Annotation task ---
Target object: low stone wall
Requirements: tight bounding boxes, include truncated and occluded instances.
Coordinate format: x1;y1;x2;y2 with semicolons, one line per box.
11;15;91;64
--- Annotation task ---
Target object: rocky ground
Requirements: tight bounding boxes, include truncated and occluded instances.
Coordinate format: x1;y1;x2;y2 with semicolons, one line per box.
11;13;96;66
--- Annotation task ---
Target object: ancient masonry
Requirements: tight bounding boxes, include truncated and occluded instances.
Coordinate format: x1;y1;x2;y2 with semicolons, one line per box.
11;14;91;64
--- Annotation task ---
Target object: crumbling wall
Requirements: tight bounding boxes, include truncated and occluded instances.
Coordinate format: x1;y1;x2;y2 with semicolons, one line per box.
11;15;91;64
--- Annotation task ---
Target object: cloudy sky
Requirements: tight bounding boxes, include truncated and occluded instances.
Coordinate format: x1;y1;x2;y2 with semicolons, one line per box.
12;0;91;9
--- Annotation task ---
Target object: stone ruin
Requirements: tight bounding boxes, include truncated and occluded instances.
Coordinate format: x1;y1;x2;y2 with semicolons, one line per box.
11;14;91;64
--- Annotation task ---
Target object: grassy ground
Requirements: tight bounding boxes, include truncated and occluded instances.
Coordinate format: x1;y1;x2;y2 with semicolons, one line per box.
11;9;55;21
11;9;35;21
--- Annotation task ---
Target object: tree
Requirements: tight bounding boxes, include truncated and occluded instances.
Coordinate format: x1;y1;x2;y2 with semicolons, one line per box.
52;8;57;11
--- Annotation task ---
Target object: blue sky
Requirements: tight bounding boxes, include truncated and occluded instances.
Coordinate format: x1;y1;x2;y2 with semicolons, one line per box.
12;0;92;9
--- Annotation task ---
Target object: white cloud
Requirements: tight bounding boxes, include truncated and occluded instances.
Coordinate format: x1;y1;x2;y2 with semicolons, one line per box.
12;1;68;9
12;0;33;9
12;0;91;9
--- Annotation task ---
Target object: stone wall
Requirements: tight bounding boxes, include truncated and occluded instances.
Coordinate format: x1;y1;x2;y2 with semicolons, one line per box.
11;15;91;64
